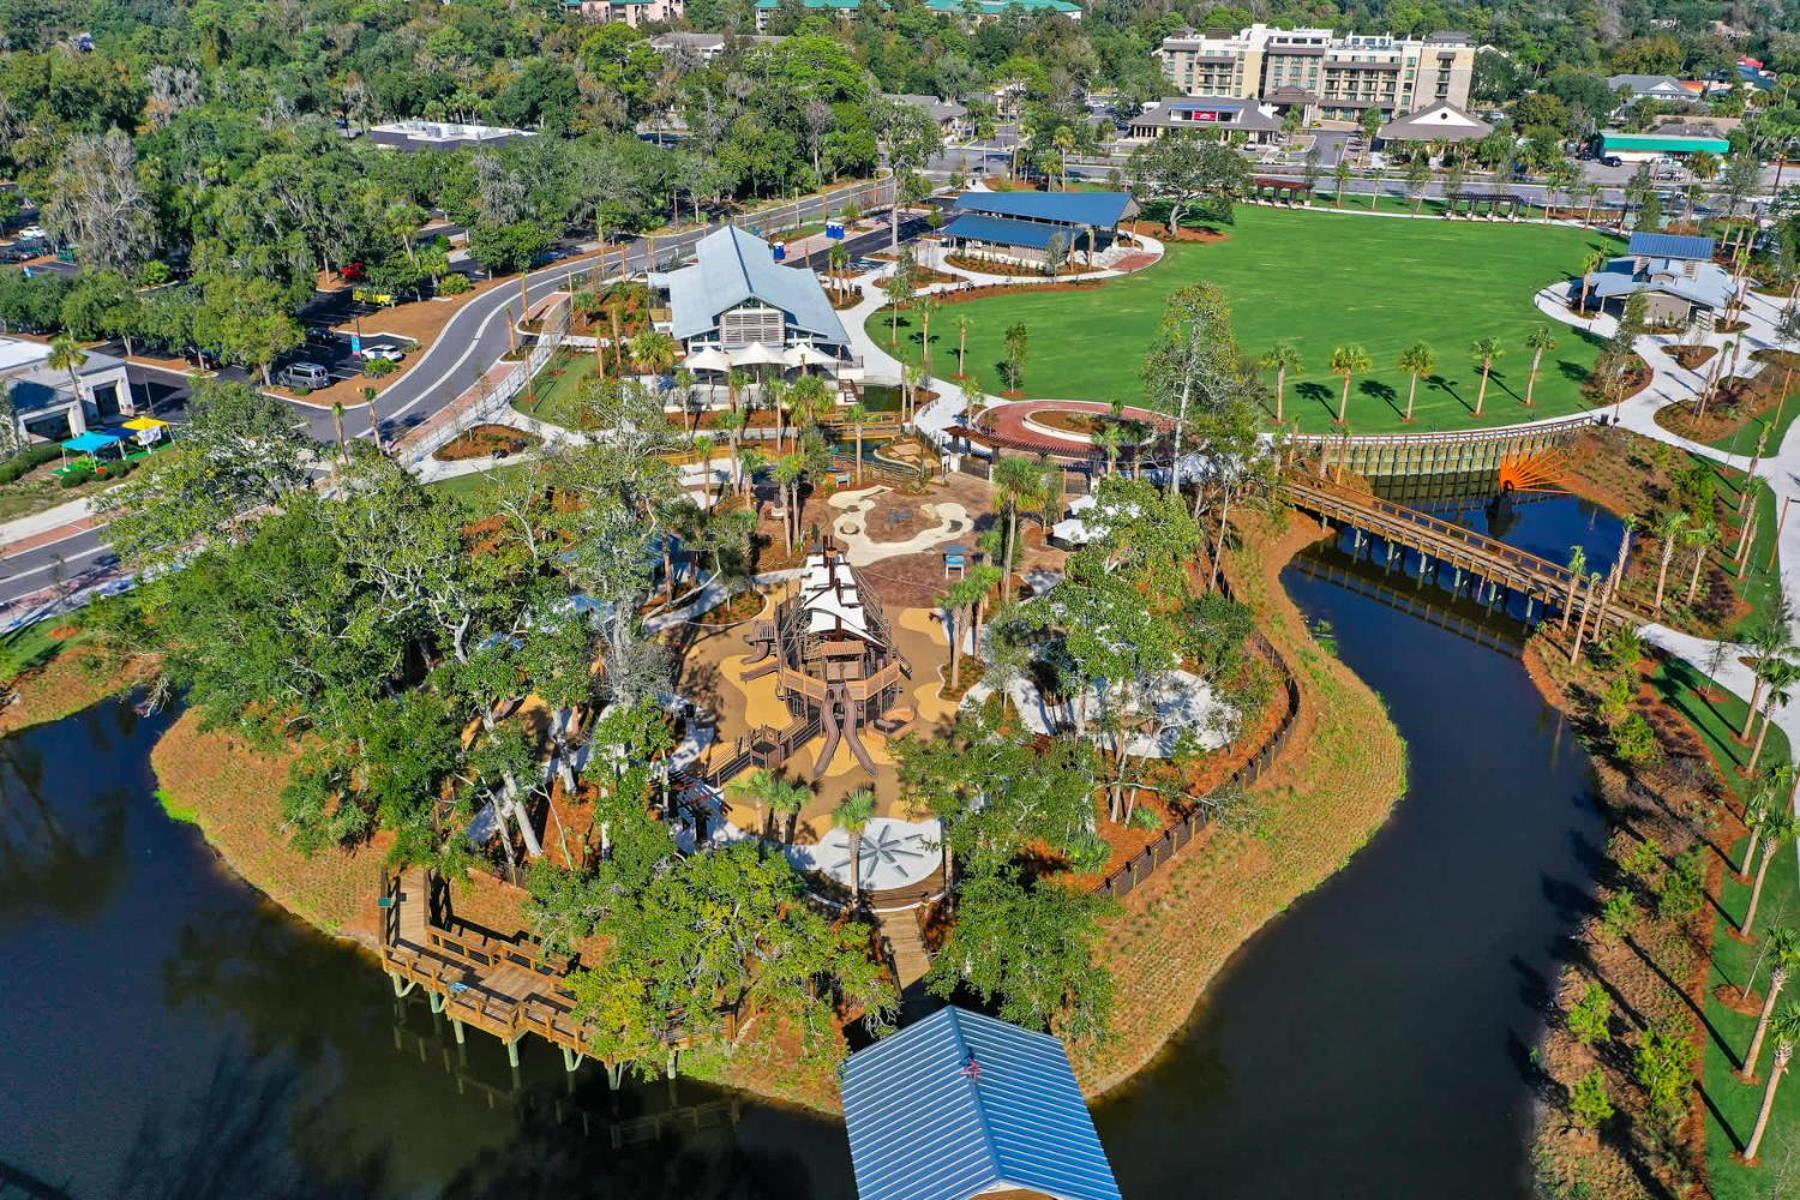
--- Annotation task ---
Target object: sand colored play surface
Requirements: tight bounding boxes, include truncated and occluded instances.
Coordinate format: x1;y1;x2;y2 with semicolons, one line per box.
671;589;959;841
827;486;972;566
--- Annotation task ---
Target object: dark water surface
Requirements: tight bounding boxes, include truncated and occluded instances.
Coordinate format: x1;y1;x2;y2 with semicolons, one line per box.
1095;494;1618;1198
0;493;1620;1199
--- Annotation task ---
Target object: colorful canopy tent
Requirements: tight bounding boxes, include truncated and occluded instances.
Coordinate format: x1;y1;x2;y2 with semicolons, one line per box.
57;430;124;475
840;1006;1122;1200
122;415;171;447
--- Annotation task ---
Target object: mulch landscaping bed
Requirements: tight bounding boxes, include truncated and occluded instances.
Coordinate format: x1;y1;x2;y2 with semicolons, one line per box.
1121;219;1226;243
1558;427;1755;638
1661;344;1718;370
692;588;767;626
1654;349;1800;447
1523;633;1746;1200
432;423;538;462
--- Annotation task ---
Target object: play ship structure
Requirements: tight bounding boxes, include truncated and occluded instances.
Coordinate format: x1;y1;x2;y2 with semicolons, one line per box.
736;540;913;783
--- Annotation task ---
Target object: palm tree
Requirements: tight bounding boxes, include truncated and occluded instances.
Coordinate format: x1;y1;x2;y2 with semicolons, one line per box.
993;456;1048;594
1562;546;1588;632
1744;613;1796;738
1683;521;1719;604
1742;1005;1800;1161
828;241;850;297
787;373;830;452
834;788;877;902
955;315;971;378
1260;344;1303;422
48;334;88;416
361;385;382;451
1748;659;1800;773
916;297;941;376
726;366;749;414
1652;510;1689;614
844;402;870;484
1523;326;1558;407
728;769;783;841
772;454;804;554
330;401;347;464
1059;126;1082;190
940;573;990;690
1396;342;1435;423
630;330;680;383
1328;344;1371;425
1742;809;1797;940
1740;946;1799;1083
1578;249;1607;312
1470;336;1504;416
1093;422;1125;477
718;406;748;495
676;367;699;431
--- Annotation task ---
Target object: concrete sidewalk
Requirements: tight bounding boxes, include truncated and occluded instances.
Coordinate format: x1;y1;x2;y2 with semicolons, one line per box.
0;499;101;559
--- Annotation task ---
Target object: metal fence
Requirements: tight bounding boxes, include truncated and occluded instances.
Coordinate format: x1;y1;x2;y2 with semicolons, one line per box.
393;294;571;467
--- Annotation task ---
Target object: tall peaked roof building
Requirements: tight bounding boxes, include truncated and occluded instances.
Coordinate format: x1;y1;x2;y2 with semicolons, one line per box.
650;225;849;351
840;1006;1122;1200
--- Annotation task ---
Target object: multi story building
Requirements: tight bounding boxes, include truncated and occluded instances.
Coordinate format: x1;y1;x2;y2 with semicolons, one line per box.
752;0;1078;31
1154;24;1475;123
561;0;685;26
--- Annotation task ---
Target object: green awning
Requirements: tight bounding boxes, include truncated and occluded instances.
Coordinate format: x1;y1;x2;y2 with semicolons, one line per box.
1600;133;1732;154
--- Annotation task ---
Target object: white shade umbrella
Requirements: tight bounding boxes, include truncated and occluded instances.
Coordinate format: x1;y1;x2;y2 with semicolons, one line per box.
682;347;733;373
787;343;837;369
731;341;788;368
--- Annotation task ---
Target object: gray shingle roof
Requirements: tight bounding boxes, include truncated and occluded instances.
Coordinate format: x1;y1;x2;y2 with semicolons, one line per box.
840;1006;1122;1200
652;225;848;346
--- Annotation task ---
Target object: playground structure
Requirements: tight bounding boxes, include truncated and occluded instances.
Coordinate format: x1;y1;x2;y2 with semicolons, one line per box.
739;540;913;783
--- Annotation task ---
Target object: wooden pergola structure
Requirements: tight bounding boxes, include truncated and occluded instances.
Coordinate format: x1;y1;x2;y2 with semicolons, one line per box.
742;540;911;782
1444;190;1526;220
1250;177;1312;205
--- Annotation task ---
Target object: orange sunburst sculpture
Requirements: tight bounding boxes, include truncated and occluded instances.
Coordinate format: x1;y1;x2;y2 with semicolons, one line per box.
1498;450;1572;493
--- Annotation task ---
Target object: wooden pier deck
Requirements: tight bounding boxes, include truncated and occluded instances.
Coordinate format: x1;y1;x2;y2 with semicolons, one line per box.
1282;474;1648;629
378;867;681;1082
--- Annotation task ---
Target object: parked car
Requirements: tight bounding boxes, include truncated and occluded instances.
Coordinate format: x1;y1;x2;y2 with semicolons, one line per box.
276;362;332;390
17;224;45;240
1600;155;1624;168
0;246;28;264
358;345;405;364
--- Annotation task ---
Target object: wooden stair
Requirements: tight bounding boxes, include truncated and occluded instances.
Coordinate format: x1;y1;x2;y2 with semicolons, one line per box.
877;910;931;991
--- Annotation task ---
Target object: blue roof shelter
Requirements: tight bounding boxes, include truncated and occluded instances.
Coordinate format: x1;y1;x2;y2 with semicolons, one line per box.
840;1006;1122;1200
952;191;1135;229
944;190;1137;263
1626;232;1714;261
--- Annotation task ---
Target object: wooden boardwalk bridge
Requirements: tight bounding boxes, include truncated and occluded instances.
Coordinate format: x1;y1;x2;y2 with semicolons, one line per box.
1282;474;1647;630
378;868;694;1086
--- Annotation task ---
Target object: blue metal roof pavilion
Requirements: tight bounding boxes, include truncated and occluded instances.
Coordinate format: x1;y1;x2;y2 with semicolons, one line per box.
1626;232;1715;261
951;190;1135;230
942;213;1069;251
840;1006;1122;1200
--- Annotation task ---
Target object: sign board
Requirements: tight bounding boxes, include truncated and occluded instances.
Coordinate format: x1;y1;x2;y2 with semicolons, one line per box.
1180;109;1221;122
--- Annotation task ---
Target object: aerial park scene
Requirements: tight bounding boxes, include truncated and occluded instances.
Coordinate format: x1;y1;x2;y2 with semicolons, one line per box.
8;6;1800;1200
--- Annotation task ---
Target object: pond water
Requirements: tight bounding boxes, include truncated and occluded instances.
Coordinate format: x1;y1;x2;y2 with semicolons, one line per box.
0;492;1621;1199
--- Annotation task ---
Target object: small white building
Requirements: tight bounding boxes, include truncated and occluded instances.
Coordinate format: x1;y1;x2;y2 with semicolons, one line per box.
0;336;135;442
1374;101;1494;147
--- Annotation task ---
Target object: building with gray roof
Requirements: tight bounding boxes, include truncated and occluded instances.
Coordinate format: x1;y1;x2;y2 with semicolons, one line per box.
649;226;850;361
1125;97;1285;143
1581;234;1733;329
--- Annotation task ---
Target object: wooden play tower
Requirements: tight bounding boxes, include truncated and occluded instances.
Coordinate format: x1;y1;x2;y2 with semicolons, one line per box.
742;540;911;782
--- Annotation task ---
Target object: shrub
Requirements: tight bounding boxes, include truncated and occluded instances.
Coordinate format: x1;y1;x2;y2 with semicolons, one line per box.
1600;891;1637;940
1612;713;1662;765
363;357;398;378
1633;1025;1693;1130
57;466;95;488
438;272;472;296
0;443;65;485
1567;981;1613;1047
1569;1069;1614;1132
1656;849;1705;921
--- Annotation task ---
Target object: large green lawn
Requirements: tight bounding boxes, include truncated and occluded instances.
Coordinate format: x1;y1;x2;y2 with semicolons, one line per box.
874;207;1623;434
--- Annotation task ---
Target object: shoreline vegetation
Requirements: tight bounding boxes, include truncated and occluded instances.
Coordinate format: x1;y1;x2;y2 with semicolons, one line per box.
1518;429;1799;1199
1081;508;1407;1097
0;505;1407;1115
